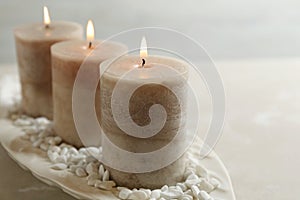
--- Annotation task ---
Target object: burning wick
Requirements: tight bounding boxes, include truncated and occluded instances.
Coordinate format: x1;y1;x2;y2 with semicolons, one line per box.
142;58;146;67
140;36;147;68
43;6;51;29
86;20;95;49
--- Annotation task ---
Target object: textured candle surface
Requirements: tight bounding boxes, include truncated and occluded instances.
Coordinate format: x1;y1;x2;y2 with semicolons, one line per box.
101;55;189;189
14;21;83;119
51;40;127;147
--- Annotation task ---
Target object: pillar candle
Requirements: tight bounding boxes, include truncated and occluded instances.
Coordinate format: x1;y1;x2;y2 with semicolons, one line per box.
100;53;189;189
14;7;83;119
51;20;127;147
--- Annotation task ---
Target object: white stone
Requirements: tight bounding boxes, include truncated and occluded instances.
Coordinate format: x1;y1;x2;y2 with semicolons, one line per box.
199;191;213;200
161;185;168;192
95;180;116;190
51;163;67;170
176;183;188;191
49;146;61;153
161;188;183;199
210;178;220;188
102;170;110;181
185;178;202;187
14;119;32;126
54;136;62;145
199;180;215;193
98;164;105;179
140;188;151;197
150;189;161;199
48;151;59;163
180;194;193;200
191;185;200;197
118;188;132;199
40;143;49;151
86;162;98;175
128;190;148;200
32;139;43;147
75;167;87;177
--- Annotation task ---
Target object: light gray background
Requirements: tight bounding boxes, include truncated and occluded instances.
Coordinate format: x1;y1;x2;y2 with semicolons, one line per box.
1;0;300;63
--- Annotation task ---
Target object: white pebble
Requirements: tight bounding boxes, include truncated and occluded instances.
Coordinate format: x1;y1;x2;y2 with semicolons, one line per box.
48;151;59;162
95;180;116;190
119;188;132;199
161;185;168;192
199;180;215;193
210;178;220;188
180;194;193;200
39;130;51;138
86;155;97;163
184;189;193;196
140;188;151;197
75;168;88;177
199;191;213;200
128;190;148;200
150;189;161;199
49;146;61;153
70;154;86;163
69;147;78;155
51;163;67;170
187;174;199;180
14;119;32;126
40;143;49;151
55;155;67;164
102;170;110;181
23;127;38;135
191;185;200;197
161;188;183;199
54;136;62;145
32;139;43;148
176;183;187;191
88;178;97;186
35;117;50;126
86;162;98;175
86;147;100;157
98;164;105;179
69;165;78;173
60;147;69;155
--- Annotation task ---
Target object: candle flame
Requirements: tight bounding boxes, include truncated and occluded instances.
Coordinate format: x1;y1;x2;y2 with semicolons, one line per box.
86;20;95;45
43;6;51;27
140;36;148;58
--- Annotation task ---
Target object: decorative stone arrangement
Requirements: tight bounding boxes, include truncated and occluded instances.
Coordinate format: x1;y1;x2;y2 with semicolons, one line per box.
11;114;219;200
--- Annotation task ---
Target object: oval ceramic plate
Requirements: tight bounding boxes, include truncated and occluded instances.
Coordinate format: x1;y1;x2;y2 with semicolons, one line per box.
0;67;236;200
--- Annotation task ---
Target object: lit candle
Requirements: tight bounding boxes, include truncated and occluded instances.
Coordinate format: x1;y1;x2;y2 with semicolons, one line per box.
51;20;127;147
14;6;83;119
100;37;189;189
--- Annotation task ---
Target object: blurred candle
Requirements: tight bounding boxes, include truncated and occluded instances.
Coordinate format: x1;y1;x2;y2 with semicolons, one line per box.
51;20;127;147
14;6;83;119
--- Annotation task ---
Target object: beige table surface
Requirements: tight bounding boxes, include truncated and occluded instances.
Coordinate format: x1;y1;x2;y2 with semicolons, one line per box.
0;59;299;199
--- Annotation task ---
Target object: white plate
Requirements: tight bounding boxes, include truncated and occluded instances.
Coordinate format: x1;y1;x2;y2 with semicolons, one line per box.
0;67;236;200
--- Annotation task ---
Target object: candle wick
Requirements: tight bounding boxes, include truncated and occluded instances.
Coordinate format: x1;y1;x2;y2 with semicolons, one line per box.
45;24;50;29
88;41;92;49
142;59;146;67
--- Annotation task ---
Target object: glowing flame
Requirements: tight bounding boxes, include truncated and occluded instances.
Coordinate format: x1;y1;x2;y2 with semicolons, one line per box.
86;20;95;44
140;36;148;58
43;6;51;27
